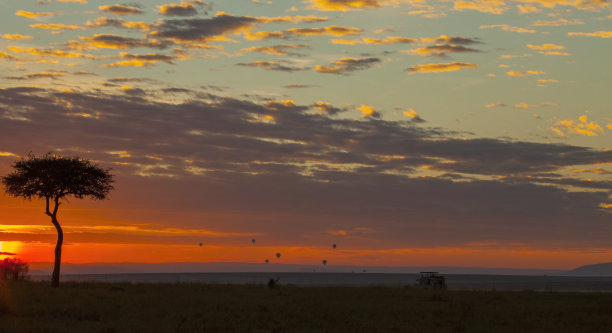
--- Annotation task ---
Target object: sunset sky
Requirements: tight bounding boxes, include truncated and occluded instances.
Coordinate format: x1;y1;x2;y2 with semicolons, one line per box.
0;0;611;270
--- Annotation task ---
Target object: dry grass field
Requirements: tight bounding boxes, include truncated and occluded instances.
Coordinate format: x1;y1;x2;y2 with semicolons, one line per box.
1;280;612;332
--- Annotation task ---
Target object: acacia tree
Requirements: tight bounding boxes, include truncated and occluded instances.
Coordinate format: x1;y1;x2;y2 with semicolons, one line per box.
2;153;114;287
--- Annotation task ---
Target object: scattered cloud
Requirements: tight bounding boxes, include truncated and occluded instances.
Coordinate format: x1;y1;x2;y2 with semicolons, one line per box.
2;34;33;40
568;31;612;38
315;57;380;74
401;108;424;122
420;36;482;45
30;23;80;31
405;44;482;57
284;84;312;89
454;0;507;14
517;4;540;13
0;52;19;60
408;62;478;73
573;168;612;174
245;25;363;40
6;72;66;80
527;44;570;56
86;17;152;31
309;0;382;11
513;102;557;109
480;24;535;34
532;18;584;26
157;1;198;16
104;53;179;67
311;101;345;115
358;104;381;118
7;46;93;59
236;60;306;72
15;10;58;18
506;70;545;76
99;4;143;15
78;34;173;50
554;115;605;136
238;44;310;56
150;12;260;43
527;43;565;50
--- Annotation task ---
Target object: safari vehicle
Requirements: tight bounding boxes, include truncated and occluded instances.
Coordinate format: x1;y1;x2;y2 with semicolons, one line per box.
415;272;447;289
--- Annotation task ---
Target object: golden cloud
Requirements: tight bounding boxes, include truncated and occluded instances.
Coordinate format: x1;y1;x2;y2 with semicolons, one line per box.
15;10;58;18
309;0;382;11
513;102;557;109
527;43;565;50
78;34;171;49
402;108;420;119
358;104;381;118
454;0;507;14
86;17;152;31
245;25;363;40
104;53;179;67
554;115;605;137
0;52;18;60
238;44;309;56
568;31;612;38
157;1;197;16
257;15;328;23
532;18;584;26
517;4;540;13
408;62;478;73
2;34;33;40
480;24;535;33
99;4;143;15
30;23;80;30
288;26;363;36
506;70;544;76
331;36;416;45
314;57;380;74
7;46;91;58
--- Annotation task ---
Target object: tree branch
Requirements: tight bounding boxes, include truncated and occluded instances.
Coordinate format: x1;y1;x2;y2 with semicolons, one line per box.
45;196;52;217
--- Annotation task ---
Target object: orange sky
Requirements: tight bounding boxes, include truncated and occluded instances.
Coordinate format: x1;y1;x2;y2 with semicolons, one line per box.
1;0;611;272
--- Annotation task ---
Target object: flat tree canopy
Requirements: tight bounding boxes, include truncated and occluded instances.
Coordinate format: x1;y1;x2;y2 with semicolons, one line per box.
3;153;113;201
2;153;114;287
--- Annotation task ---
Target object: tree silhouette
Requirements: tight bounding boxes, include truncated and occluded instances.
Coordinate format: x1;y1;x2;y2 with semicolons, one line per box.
2;153;114;287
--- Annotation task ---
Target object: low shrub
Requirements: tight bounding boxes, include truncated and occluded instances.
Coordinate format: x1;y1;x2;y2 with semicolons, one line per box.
0;257;29;280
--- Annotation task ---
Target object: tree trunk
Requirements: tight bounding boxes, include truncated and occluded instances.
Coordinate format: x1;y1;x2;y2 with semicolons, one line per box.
46;196;62;288
51;216;63;288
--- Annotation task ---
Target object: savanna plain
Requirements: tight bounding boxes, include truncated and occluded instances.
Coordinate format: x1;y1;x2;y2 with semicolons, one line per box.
2;280;612;332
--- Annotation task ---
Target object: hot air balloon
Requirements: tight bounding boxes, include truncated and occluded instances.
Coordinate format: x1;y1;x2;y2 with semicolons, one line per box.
276;253;281;259
332;243;336;249
252;239;256;245
322;260;327;266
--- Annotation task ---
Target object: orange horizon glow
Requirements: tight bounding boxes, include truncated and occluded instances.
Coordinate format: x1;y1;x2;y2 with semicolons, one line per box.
4;240;611;271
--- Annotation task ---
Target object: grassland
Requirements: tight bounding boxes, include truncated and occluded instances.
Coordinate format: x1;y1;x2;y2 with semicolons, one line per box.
1;280;612;332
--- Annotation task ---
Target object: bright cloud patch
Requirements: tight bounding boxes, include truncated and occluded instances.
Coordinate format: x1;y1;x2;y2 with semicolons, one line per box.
99;5;143;15
408;62;478;73
315;57;380;74
568;31;612;38
454;0;507;14
554;115;605;136
310;0;381;11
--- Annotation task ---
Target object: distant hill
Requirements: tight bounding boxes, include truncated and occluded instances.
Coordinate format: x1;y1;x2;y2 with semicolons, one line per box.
28;262;565;276
567;262;612;277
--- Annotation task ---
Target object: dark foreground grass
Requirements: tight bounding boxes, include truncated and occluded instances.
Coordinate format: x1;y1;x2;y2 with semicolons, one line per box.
1;280;612;333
